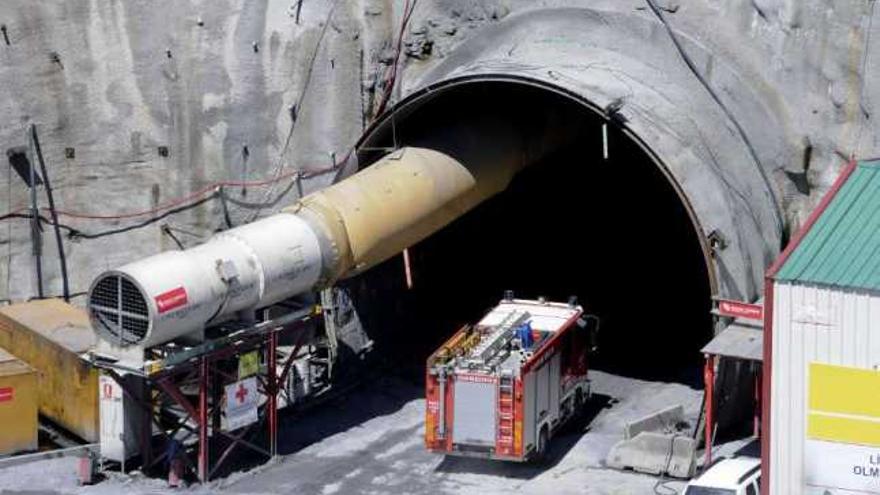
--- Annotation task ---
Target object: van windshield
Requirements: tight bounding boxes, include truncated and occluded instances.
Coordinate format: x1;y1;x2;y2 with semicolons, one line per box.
684;487;736;495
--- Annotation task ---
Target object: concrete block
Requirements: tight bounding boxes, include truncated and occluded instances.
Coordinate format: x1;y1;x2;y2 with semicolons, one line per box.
606;431;697;479
624;404;684;440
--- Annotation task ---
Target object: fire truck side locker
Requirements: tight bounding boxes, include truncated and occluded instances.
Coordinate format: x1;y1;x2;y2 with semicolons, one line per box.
523;350;563;454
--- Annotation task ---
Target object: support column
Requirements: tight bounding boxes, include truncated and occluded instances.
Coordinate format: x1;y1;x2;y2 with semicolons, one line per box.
754;366;762;438
268;332;278;457
212;366;223;432
198;357;209;483
140;378;152;474
703;354;716;467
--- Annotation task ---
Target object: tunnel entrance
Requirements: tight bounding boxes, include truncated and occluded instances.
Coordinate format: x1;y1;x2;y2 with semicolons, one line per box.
346;80;713;384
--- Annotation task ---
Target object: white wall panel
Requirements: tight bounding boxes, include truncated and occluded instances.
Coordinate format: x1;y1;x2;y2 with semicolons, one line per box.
771;281;880;494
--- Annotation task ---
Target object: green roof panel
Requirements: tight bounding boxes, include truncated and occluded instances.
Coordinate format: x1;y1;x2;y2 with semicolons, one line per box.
776;160;880;291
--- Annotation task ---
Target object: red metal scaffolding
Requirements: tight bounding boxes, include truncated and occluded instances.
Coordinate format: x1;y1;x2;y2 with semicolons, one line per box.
97;305;319;483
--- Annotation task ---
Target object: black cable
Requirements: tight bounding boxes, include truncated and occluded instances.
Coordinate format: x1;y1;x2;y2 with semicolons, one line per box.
644;0;784;239
218;186;234;229
68;193;219;240
249;0;343;222
653;433;680;495
0;213;78;234
27;291;86;302
855;0;877;151
31;125;70;302
160;224;186;250
26;135;43;299
0;175;308;241
0;158;339;241
0;194;221;240
221;176;299;210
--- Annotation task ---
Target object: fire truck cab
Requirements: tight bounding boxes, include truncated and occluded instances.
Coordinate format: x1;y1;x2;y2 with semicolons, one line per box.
425;296;595;461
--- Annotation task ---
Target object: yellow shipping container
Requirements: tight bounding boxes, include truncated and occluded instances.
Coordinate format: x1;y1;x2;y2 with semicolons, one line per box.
0;300;98;442
0;348;38;454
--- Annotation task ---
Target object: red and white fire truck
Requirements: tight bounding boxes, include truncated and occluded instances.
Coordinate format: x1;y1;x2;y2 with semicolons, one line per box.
425;296;596;461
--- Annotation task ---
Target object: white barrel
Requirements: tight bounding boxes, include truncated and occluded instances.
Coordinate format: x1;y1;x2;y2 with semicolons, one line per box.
88;213;323;348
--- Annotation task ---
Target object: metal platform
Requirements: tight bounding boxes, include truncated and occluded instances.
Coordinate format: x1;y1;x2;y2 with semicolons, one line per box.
86;305;324;482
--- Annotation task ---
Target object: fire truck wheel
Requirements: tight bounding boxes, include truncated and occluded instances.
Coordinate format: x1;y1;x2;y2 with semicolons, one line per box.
574;388;585;412
536;427;549;461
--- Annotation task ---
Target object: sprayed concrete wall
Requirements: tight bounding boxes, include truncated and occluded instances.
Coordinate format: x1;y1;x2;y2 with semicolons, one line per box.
0;0;366;300
0;0;878;304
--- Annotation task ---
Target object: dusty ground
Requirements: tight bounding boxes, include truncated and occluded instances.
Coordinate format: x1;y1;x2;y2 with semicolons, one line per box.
0;370;754;495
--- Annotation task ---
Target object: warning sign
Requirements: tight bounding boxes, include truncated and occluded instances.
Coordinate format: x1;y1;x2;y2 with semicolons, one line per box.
806;363;880;493
224;377;258;431
806;440;880;493
717;299;763;320
0;387;13;403
238;351;260;379
155;287;188;314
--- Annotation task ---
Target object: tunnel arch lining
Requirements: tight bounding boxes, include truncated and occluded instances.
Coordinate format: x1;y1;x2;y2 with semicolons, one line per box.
352;6;787;304
354;74;718;295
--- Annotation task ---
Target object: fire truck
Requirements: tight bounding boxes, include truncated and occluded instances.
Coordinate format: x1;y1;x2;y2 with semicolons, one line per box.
425;295;596;461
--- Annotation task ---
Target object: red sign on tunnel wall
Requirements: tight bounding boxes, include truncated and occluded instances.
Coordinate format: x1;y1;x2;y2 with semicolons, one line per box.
0;387;13;403
717;299;764;321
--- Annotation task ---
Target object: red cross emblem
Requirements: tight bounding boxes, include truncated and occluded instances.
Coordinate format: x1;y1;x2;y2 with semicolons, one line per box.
235;383;249;404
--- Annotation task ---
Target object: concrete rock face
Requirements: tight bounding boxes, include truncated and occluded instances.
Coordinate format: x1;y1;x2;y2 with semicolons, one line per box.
0;0;363;300
0;0;877;304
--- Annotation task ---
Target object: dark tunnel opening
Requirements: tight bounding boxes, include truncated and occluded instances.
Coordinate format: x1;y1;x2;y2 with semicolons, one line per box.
346;81;713;385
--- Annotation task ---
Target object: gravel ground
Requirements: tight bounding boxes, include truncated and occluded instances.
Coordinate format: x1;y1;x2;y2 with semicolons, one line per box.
0;370;752;495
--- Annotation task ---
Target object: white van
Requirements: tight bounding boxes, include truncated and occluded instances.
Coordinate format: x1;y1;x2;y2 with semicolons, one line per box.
684;457;761;495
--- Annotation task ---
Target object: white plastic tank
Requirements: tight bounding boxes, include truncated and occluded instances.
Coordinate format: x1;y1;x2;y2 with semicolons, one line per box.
88;213;323;348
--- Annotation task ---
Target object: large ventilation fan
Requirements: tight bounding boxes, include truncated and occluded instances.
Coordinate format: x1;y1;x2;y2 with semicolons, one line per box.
88;274;150;345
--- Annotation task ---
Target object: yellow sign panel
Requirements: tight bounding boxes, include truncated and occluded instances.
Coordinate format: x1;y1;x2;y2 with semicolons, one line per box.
238;351;260;379
808;362;880;447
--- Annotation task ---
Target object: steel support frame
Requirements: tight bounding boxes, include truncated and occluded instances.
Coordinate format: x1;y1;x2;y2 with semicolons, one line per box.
699;353;763;469
198;357;209;482
103;317;309;484
268;331;278;457
754;366;761;438
100;368;200;475
703;353;715;467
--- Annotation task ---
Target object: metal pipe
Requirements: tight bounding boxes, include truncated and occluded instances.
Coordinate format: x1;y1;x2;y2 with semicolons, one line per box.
437;369;446;439
88;145;530;347
403;248;413;289
754;366;761;438
198;357;208;482
140;379;152;475
286;146;485;282
27;129;43;299
31;124;70;301
88;103;572;348
268;331;278;457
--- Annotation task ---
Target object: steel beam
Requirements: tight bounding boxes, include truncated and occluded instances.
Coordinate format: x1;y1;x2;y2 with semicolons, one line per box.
703;354;716;466
268;331;278;457
198;357;209;483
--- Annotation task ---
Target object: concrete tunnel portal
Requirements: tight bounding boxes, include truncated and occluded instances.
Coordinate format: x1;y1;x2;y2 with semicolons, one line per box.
80;7;784;397
347;79;720;381
336;7;787;383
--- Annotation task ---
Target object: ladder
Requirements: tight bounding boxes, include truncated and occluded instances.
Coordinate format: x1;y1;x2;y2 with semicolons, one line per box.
472;310;530;363
497;372;515;449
